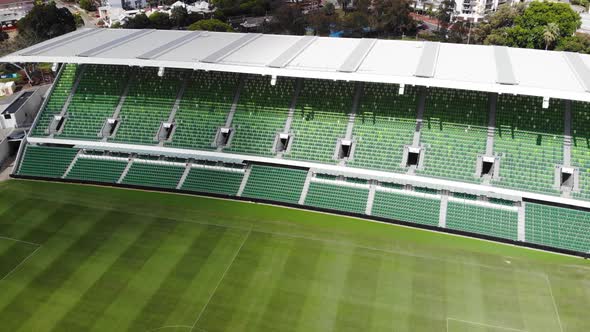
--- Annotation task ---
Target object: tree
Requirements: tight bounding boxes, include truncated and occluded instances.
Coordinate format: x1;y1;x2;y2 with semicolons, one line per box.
17;3;76;42
79;0;96;11
472;3;524;45
124;13;151;29
73;12;84;27
269;5;305;35
372;0;416;36
557;33;590;54
188;18;233;32
542;22;560;50
516;1;580;38
436;0;455;37
341;11;369;37
323;2;335;16
149;11;171;29
171;6;188;27
307;11;338;36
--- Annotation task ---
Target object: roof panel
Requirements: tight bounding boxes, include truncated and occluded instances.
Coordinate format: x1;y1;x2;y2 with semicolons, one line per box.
357;40;422;77
223;34;300;66
41;29;133;57
100;30;190;59
286;37;361;71
157;31;244;62
436;43;495;84
509;47;583;93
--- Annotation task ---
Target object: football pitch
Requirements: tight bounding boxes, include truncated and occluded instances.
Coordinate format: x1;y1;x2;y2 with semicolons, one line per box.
0;180;588;332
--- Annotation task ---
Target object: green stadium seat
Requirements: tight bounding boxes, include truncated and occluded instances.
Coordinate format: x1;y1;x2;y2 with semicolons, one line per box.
348;83;418;172
416;88;489;183
285;79;354;163
493;95;564;195
59;65;129;139
17;145;78;178
31;64;80;136
225;75;295;156
242;165;307;204
168;71;240;150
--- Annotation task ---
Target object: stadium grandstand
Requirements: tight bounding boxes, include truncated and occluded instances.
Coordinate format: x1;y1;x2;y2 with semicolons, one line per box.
3;28;590;257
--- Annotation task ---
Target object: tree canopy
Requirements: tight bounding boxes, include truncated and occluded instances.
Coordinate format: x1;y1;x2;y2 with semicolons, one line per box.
188;18;233;32
475;2;581;50
17;2;76;41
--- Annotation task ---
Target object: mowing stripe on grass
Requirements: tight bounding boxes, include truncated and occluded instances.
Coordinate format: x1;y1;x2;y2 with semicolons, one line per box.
88;221;204;332
257;237;323;332
0;210;120;331
190;229;252;332
16;214;156;332
49;218;182;332
333;247;382;332
241;235;296;331
126;225;228;332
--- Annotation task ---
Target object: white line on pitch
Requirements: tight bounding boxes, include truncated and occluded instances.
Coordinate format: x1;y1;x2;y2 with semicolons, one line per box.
0;245;42;281
544;274;564;332
0;235;41;247
447;317;527;332
189;228;252;332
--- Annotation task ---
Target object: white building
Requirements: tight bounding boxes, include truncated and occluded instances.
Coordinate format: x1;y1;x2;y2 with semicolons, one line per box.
0;0;41;27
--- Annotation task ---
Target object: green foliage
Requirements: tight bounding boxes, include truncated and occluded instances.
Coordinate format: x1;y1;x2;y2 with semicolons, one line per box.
557;33;590;53
372;0;416;36
170;5;188;27
212;0;269;17
149;12;171;29
79;0;96;11
323;2;335;16
476;1;581;51
307;11;338;36
341;11;369;37
124;13;151;29
188;18;233;32
73;12;84;27
17;2;76;41
269;5;305;35
516;1;580;37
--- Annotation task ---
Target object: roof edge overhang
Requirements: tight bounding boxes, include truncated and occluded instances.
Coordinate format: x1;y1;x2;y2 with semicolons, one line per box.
3;53;590;103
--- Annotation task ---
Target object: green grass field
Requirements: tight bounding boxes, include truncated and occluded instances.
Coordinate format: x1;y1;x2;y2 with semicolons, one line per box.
0;180;589;332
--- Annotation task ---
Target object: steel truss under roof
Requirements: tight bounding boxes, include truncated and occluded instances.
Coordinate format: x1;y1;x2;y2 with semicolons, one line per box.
3;28;590;102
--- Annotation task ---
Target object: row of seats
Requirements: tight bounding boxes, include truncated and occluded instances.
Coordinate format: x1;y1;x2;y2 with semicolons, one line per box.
348;83;419;172
305;182;369;214
241;164;308;204
59;65;130;139
167;71;240;150
112;68;183;144
16;143;590;254
372;191;441;226
417;88;489;182
180;168;244;196
446;202;518;240
285;79;354;163
525;202;590;253
571;101;590;200
66;158;128;183
17;145;78;178
31;64;80;136
31;65;582;200
493;95;564;195
225;76;295;156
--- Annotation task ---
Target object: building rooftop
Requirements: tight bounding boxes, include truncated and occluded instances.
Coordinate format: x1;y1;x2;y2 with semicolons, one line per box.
3;28;590;102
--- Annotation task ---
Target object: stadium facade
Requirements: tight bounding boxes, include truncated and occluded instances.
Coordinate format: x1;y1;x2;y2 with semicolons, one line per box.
3;28;590;257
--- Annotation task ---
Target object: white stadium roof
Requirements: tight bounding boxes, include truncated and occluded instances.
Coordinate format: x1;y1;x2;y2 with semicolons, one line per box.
3;28;590;102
